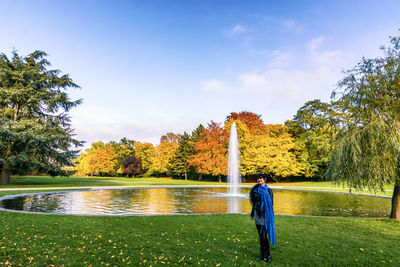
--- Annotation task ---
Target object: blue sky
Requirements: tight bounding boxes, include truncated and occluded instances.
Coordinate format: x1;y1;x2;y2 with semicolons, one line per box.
1;0;399;149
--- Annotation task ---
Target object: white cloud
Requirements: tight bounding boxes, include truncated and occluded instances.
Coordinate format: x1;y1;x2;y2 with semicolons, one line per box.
220;36;351;114
232;25;245;34
201;79;228;92
225;24;246;37
268;50;292;68
307;36;348;68
281;19;303;32
307;36;326;51
238;74;269;88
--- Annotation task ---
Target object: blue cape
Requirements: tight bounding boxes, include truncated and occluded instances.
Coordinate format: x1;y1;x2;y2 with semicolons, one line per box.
258;184;276;246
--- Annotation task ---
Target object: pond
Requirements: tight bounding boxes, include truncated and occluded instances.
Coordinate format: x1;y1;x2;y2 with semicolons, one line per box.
0;187;391;218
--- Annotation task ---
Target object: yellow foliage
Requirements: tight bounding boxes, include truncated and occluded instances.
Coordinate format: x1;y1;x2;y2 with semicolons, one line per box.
241;124;305;177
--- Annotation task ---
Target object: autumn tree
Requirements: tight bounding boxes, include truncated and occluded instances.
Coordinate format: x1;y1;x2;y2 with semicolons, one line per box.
326;33;400;219
134;142;156;173
150;133;180;176
88;146;118;176
122;156;142;177
75;142;119;176
0;50;82;184
240;124;305;180
225;111;265;134
189;121;228;182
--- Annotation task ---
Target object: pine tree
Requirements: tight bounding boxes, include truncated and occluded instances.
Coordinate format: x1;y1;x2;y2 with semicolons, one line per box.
0;50;82;184
169;132;193;180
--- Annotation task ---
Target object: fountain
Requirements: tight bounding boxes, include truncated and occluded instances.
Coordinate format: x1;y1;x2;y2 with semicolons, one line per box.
227;122;241;196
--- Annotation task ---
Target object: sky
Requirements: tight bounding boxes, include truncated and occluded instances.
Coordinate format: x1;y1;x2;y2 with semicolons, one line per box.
1;0;399;150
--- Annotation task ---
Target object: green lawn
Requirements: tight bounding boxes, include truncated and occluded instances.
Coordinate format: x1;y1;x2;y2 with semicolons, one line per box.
277;181;394;197
0;211;398;266
3;176;224;188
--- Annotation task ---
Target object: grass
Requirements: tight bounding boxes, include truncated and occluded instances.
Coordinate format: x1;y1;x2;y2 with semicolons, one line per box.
3;176;225;188
0;176;397;266
0;211;398;266
277;181;394;197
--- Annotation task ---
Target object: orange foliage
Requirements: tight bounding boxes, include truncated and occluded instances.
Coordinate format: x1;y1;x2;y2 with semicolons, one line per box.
188;121;228;177
225;111;265;134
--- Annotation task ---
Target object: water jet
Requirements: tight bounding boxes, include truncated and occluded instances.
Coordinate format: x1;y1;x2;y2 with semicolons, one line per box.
227;122;241;196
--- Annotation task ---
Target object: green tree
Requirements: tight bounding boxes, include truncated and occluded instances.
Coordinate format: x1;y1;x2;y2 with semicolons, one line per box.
326;33;400;220
110;138;135;175
169;132;194;180
286;99;337;178
169;125;205;180
0;50;82;184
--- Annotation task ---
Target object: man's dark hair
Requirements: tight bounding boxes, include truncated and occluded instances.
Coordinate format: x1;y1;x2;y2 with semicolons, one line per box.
256;173;267;180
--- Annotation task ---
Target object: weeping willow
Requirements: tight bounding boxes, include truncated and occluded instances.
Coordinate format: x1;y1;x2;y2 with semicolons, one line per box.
327;117;400;191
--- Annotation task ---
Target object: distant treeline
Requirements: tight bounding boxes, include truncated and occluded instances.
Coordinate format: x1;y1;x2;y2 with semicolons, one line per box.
75;107;337;182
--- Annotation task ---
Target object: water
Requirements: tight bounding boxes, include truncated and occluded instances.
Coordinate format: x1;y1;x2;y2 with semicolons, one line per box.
228;122;241;196
0;187;391;217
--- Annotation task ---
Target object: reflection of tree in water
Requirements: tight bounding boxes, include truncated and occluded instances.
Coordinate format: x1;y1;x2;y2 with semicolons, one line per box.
274;190;390;217
0;193;70;213
189;188;251;214
141;188;176;215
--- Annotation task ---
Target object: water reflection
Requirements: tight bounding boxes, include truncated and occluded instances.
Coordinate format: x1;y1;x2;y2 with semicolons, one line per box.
0;187;391;218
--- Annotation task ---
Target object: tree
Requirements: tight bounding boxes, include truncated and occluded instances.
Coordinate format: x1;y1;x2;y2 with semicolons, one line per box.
134;142;155;173
169;125;205;180
121;156;142;177
169;132;194;180
87;146;118;176
110;138;135;175
225;111;265;134
326;33;400;220
240;124;305;179
75;142;119;176
189;121;228;182
286;99;337;178
0;50;82;184
150;133;180;176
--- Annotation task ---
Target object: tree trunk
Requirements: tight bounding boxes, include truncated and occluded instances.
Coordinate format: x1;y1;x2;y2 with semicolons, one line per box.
184;172;187;181
390;177;400;220
14;103;19;122
198;174;202;181
218;175;221;183
0;161;11;185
